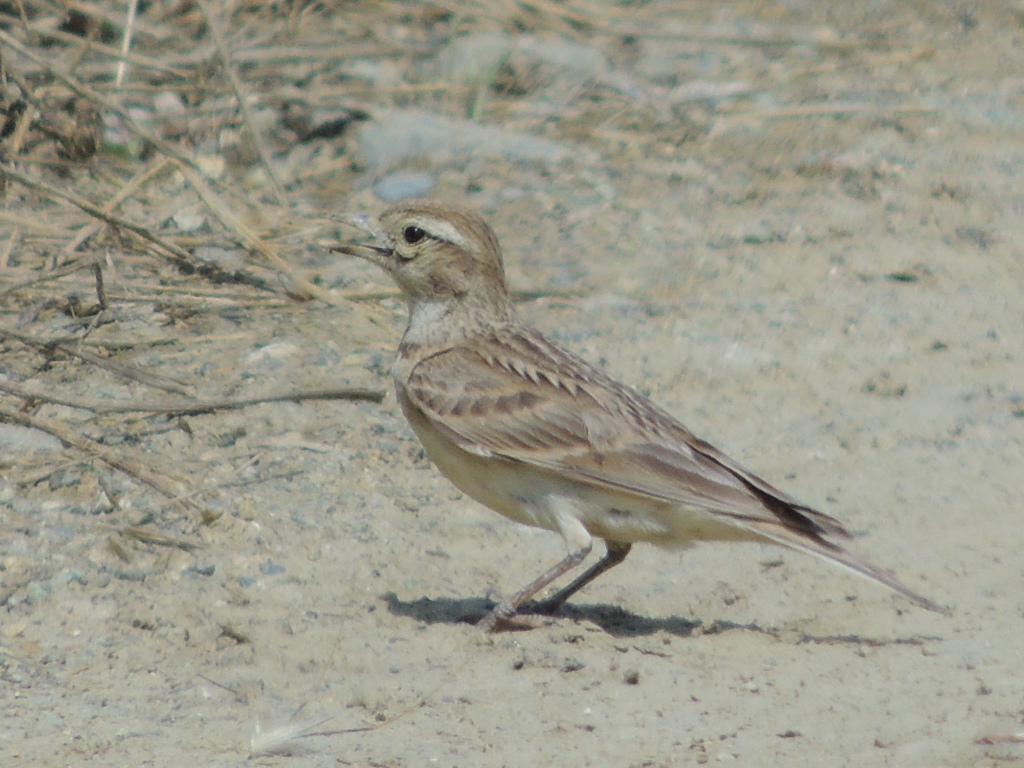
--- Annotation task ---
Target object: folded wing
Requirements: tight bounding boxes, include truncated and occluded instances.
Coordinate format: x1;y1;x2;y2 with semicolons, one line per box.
403;327;849;540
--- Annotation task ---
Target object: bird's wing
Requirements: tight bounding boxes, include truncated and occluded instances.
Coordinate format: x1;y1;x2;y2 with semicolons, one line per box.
402;326;849;540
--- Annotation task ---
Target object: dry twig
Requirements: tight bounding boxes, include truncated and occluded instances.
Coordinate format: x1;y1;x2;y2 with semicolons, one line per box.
0;29;202;173
119;525;199;551
0;326;196;396
0;259;96;299
173;162;342;305
0;405;205;517
197;0;287;202
0;379;386;413
57;156;175;265
0;162;278;293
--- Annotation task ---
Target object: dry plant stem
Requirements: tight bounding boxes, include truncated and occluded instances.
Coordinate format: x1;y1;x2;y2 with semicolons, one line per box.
0;30;203;174
197;0;287;202
1;162;275;295
92;263;108;310
0;227;19;268
119;525;198;551
0;405;205;516
227;43;433;66
0;326;196;396
518;0;596;29
174;163;345;307
338;286;585;302
2;21;188;76
0;259;96;298
718;103;939;121
594;18;862;49
0;161;195;262
429;0;595;31
62;0;175;41
114;0;140;88
0;211;74;236
108;293;288;310
9;0;28;29
57;156;174;264
0;379;386;413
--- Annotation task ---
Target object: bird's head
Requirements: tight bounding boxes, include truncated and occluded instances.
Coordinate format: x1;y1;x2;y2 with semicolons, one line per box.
334;199;513;317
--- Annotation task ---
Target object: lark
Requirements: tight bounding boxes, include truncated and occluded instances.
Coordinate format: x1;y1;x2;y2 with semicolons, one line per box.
333;199;940;631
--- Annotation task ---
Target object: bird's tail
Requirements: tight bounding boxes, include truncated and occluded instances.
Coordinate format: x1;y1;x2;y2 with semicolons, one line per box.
744;520;946;613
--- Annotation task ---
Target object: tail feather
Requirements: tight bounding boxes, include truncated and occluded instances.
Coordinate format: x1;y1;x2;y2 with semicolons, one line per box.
745;521;946;613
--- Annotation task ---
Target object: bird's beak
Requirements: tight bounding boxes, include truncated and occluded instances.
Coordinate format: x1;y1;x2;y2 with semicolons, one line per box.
331;212;394;267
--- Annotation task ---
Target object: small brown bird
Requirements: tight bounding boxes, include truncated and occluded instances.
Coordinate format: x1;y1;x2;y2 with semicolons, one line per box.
333;199;940;631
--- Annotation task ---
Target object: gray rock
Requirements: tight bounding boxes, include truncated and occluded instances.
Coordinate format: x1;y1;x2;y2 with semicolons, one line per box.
668;80;753;105
374;171;436;202
195;246;247;272
0;424;63;453
259;559;286;576
515;35;609;78
354;110;573;169
440;32;513;87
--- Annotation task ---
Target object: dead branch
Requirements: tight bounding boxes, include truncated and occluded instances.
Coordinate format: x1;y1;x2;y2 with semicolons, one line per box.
0;326;196;396
0;379;386;413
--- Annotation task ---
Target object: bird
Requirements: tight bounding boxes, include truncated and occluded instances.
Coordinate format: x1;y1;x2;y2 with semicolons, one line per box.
332;198;941;631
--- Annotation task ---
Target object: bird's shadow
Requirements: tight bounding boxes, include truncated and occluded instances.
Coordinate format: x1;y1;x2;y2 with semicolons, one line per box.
380;592;942;646
381;592;702;638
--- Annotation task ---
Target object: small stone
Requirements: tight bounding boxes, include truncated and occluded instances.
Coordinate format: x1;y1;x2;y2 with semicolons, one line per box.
259;559;286;576
55;568;87;586
195;246;246;272
25;581;53;605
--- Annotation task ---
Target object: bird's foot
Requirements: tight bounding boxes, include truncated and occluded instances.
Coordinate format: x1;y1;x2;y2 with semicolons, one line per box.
476;600;561;632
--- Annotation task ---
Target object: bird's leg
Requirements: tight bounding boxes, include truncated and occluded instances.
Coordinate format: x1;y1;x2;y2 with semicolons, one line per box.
531;541;632;615
477;541;592;632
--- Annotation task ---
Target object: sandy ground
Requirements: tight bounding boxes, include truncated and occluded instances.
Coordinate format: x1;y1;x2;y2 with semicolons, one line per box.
2;1;1023;766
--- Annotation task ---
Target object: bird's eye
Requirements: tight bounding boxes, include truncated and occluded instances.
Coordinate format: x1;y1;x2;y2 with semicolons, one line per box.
403;226;426;244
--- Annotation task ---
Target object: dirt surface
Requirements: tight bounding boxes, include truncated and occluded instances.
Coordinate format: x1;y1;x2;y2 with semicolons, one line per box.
2;1;1023;766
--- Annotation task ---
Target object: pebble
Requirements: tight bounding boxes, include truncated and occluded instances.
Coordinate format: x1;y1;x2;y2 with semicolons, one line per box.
171;206;208;233
55;568;87;586
195;246;247;272
259;559;286;576
25;581;52;605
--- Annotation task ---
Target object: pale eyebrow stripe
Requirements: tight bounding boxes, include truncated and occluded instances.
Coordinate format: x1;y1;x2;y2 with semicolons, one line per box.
408;215;475;250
